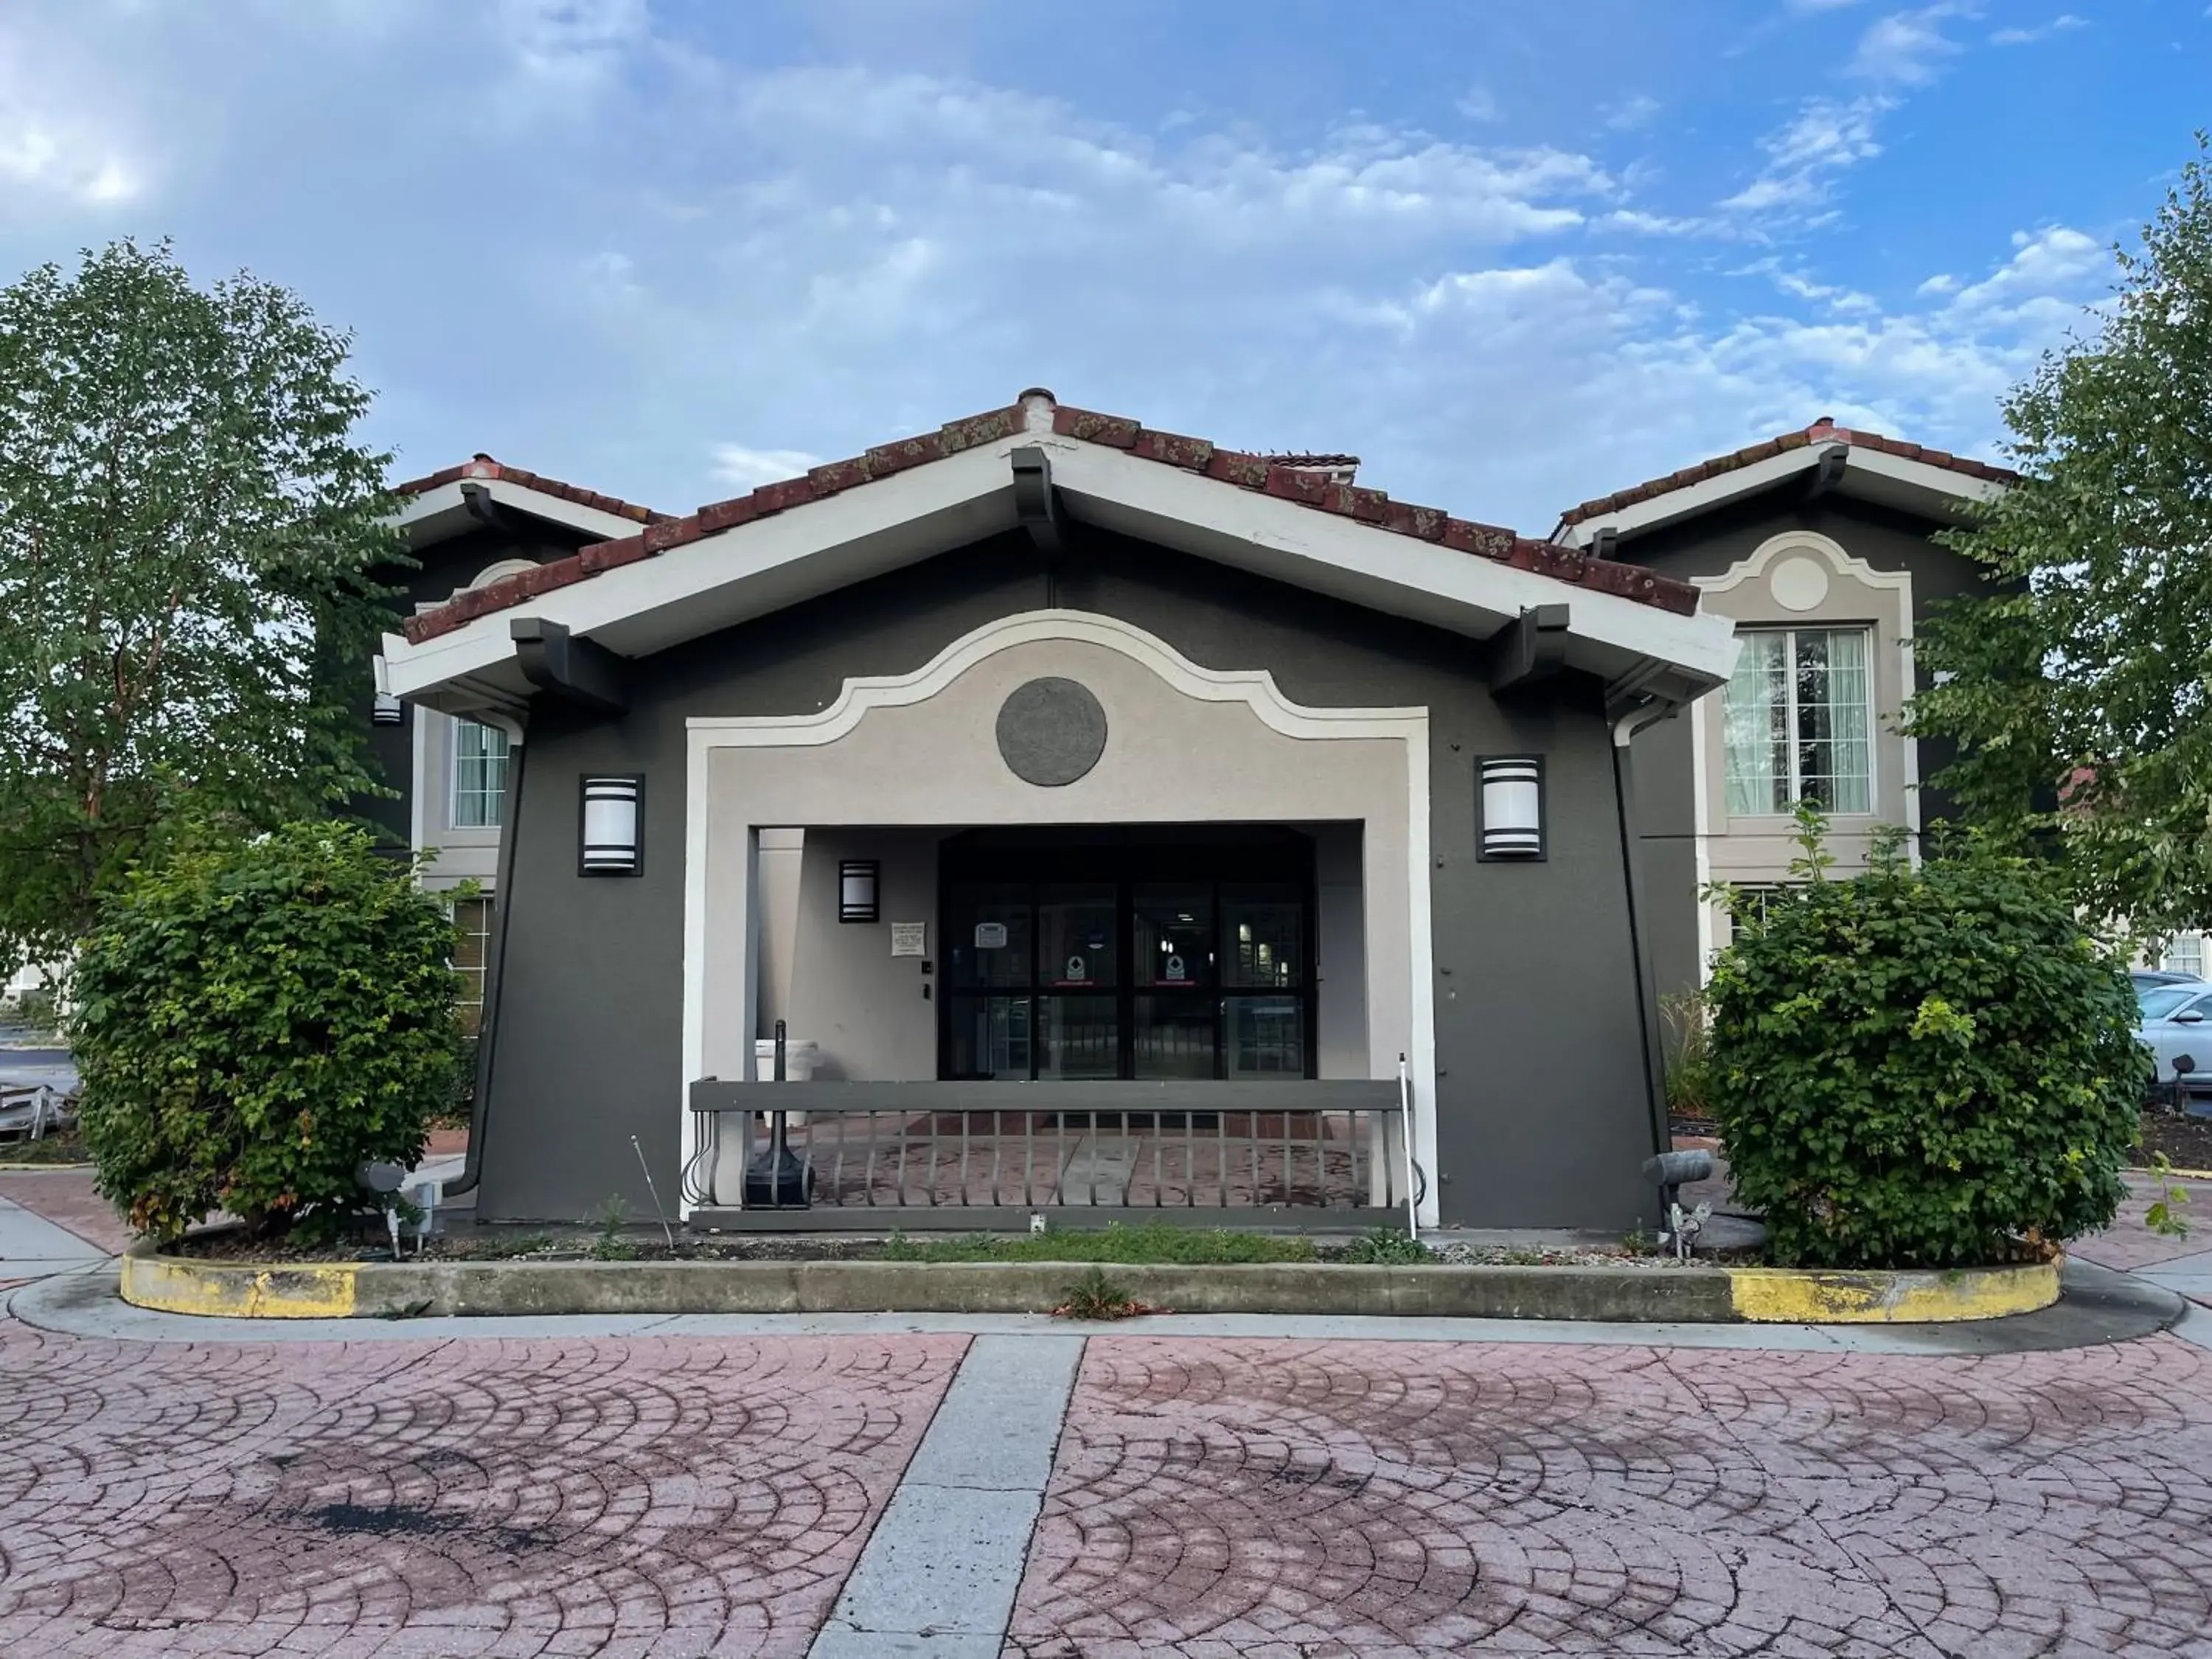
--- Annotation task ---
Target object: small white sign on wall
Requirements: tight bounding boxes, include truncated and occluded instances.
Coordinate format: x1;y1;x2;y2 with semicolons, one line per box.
891;921;927;958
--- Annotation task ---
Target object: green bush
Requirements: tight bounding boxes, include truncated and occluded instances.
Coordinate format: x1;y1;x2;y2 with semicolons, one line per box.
72;824;465;1242
1705;809;2145;1269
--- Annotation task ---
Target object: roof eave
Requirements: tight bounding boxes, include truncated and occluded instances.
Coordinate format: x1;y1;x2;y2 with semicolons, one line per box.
380;429;1736;712
1552;445;2007;549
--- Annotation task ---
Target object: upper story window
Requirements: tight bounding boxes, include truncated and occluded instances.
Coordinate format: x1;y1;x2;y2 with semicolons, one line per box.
452;719;510;829
1722;627;1872;816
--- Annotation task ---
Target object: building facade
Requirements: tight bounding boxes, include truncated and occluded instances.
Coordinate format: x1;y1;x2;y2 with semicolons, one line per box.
375;392;1734;1231
1551;419;2017;1011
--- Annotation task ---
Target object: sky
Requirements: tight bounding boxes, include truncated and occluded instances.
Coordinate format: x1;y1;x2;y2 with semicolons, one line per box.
0;0;2204;531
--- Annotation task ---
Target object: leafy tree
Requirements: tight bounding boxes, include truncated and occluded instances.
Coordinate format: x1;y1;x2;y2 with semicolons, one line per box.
1908;139;2212;938
72;823;464;1242
0;240;402;977
1705;807;2144;1270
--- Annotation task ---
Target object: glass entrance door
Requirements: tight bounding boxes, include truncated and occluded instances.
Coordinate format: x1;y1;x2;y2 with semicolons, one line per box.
939;832;1315;1082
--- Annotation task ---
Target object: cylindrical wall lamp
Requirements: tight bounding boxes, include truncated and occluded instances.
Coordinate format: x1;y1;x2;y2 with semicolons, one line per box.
839;859;880;922
580;775;644;876
1479;755;1545;860
372;692;404;726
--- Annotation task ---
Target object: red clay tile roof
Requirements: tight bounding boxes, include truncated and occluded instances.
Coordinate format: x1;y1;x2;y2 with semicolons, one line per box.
395;453;674;528
400;394;1697;646
1557;417;2018;527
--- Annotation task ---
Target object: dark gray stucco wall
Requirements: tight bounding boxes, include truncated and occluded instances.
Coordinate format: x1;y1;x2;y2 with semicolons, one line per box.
477;528;1667;1231
355;524;584;846
1621;490;1986;1010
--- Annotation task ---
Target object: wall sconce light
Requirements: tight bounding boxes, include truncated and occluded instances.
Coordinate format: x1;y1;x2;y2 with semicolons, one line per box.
372;692;404;726
839;859;880;923
1479;755;1545;860
579;775;644;876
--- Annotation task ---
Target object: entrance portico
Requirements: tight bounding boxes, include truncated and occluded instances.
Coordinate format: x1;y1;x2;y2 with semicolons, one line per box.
684;608;1433;1220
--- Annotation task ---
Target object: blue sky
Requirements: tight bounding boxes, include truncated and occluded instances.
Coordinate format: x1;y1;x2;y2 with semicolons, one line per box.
0;0;2203;529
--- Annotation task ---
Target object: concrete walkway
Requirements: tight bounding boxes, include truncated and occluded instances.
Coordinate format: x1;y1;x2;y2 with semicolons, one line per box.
0;1193;105;1282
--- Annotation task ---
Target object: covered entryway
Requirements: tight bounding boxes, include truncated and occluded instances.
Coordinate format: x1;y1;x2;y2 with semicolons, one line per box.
679;609;1434;1225
939;827;1317;1083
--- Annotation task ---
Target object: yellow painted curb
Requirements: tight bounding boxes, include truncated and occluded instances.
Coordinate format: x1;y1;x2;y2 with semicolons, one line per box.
121;1244;358;1319
1725;1259;2059;1324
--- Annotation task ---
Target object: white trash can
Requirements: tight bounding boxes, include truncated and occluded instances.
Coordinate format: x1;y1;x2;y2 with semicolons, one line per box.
754;1037;820;1083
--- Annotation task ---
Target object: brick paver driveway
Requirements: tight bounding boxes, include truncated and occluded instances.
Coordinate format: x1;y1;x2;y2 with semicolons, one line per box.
0;1321;964;1658
1011;1335;2212;1658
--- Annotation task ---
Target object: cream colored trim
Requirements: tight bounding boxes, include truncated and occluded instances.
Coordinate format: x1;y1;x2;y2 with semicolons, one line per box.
1691;530;1919;897
678;608;1440;1225
686;609;1432;746
395;476;650;543
1696;529;1912;600
381;429;1737;701
1556;447;2006;547
465;557;542;591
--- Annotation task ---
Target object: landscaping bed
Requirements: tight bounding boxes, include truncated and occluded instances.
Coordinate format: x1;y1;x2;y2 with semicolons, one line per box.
167;1220;1725;1270
0;1129;89;1166
2137;1105;2212;1172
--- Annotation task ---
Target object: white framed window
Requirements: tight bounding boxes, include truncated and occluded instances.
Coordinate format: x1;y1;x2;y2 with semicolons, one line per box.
2163;935;2205;978
1722;627;1873;816
451;897;494;1034
452;719;509;829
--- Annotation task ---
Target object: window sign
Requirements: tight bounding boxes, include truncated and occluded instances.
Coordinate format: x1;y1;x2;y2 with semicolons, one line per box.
975;921;1008;950
1164;953;1187;982
1062;954;1088;984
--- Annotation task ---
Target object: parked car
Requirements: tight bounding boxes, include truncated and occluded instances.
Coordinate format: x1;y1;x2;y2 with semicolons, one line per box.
2134;967;2203;991
2136;983;2212;1091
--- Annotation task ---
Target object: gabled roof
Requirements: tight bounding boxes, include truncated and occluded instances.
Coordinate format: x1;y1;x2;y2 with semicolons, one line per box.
403;395;1693;647
1552;417;2017;548
379;389;1737;718
396;453;674;526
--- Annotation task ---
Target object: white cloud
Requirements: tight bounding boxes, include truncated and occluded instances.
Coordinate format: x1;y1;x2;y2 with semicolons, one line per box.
709;444;825;487
0;28;143;208
1602;94;1663;132
1722;95;1890;212
0;9;2117;535
495;0;649;83
1849;6;1968;86
1456;85;1501;122
1992;14;2087;44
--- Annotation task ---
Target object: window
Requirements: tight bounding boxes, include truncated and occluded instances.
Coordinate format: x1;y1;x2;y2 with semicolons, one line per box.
2163;936;2205;978
451;897;494;1034
1723;627;1872;816
452;719;509;828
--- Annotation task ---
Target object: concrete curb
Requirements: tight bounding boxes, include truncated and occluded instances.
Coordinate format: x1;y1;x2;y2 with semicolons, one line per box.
1725;1260;2059;1323
119;1241;2059;1324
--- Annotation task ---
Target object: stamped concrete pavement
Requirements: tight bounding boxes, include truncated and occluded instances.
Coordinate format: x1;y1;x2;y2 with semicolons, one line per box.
4;1162;2212;1656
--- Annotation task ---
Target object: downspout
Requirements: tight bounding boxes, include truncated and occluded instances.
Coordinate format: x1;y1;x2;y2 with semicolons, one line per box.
1611;698;1677;1161
442;716;528;1199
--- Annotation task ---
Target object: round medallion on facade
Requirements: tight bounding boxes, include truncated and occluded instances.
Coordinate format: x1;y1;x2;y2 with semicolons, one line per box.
1769;554;1832;613
995;677;1107;787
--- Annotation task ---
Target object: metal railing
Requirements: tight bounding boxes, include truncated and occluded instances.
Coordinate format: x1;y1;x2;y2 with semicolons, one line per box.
682;1079;1407;1228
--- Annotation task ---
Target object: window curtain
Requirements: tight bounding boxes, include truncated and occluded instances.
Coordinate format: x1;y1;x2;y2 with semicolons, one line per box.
1820;627;1871;813
1723;632;1788;815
